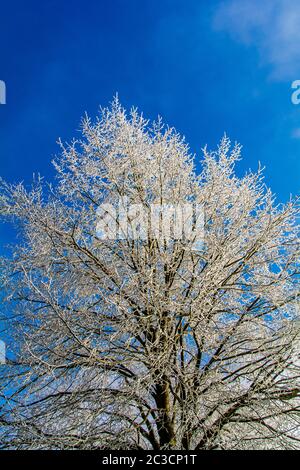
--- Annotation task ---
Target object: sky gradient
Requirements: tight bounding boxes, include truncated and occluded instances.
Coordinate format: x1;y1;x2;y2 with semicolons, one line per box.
0;0;300;248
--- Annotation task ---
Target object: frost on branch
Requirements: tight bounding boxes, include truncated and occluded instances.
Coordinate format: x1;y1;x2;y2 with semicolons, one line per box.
0;97;299;449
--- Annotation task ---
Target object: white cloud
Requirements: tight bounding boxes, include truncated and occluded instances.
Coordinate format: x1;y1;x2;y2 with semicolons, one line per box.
213;0;300;80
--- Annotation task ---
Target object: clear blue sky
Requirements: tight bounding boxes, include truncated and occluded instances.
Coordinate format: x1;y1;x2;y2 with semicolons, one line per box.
0;0;299;249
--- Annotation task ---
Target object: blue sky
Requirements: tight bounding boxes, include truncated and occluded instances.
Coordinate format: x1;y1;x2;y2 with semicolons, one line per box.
0;0;299;250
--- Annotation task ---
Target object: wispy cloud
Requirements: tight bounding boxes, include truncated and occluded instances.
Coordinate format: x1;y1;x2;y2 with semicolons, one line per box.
291;128;300;139
213;0;300;80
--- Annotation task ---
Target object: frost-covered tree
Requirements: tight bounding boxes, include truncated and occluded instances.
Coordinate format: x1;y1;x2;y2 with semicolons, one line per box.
0;98;299;449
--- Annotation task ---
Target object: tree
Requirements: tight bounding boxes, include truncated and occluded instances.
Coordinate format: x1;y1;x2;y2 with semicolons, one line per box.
0;97;299;450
